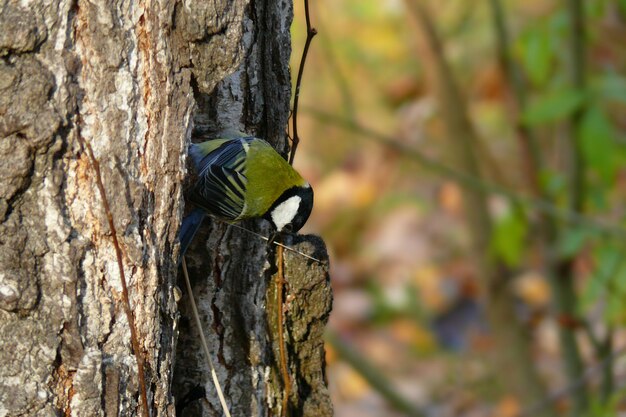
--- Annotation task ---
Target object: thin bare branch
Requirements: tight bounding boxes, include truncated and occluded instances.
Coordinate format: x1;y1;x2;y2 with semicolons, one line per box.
549;2;592;412
289;0;318;165
225;222;323;263
487;0;543;192
567;0;588;213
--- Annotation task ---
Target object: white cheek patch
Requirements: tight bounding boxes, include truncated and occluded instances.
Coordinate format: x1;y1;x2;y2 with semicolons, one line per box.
271;196;302;231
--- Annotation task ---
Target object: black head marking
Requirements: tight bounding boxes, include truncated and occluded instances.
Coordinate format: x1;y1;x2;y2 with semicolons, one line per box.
264;185;314;232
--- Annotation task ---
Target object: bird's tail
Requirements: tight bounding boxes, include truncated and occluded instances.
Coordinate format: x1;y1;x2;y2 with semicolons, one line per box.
179;208;206;261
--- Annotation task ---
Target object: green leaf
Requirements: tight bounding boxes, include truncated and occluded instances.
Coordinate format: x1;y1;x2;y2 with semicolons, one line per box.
490;209;527;267
579;105;616;182
606;290;625;324
580;269;604;313
596;246;622;279
522;89;585;126
588;186;609;211
557;228;590;258
616;265;626;293
594;73;626;105
580;245;617;312
518;27;553;86
610;261;626;324
580;245;626;322
539;170;567;196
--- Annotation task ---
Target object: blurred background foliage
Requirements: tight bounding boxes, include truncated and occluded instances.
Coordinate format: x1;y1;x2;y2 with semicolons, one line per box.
290;0;626;416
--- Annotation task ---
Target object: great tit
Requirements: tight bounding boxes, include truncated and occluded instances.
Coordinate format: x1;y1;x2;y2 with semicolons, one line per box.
179;135;314;256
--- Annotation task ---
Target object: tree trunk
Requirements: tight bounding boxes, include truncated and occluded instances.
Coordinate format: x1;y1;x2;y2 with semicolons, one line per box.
0;1;332;416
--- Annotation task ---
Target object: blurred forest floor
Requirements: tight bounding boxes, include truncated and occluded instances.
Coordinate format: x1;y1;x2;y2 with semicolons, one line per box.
291;1;626;416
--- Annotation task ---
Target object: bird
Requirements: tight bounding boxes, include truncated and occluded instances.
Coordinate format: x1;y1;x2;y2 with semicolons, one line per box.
178;135;314;257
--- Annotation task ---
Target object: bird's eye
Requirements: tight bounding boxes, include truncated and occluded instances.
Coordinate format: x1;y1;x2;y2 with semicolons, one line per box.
284;223;293;232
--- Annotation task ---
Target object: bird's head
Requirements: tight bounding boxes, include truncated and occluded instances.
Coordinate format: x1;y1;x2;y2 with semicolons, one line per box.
265;183;314;233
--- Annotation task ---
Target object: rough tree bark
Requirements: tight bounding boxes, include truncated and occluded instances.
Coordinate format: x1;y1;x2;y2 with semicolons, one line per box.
0;1;332;416
172;1;333;415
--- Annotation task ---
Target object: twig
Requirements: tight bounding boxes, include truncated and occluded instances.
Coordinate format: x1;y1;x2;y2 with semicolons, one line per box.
78;139;149;417
567;0;587;213
599;331;615;403
487;0;543;192
225;222;322;263
550;2;591;412
181;257;232;417
585;247;624;402
276;245;291;417
289;0;317;165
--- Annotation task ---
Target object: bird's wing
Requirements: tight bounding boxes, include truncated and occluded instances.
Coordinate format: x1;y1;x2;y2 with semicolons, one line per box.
190;138;250;220
178;207;206;260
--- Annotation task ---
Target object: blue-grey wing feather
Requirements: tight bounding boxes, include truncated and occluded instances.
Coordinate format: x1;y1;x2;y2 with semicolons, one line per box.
190;139;250;220
178;208;206;261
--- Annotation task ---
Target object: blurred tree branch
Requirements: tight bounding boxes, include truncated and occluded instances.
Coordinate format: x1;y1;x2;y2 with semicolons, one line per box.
487;1;590;413
567;0;588;213
402;1;554;414
519;347;626;417
326;330;425;417
304;107;626;241
487;0;543;192
548;1;591;413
